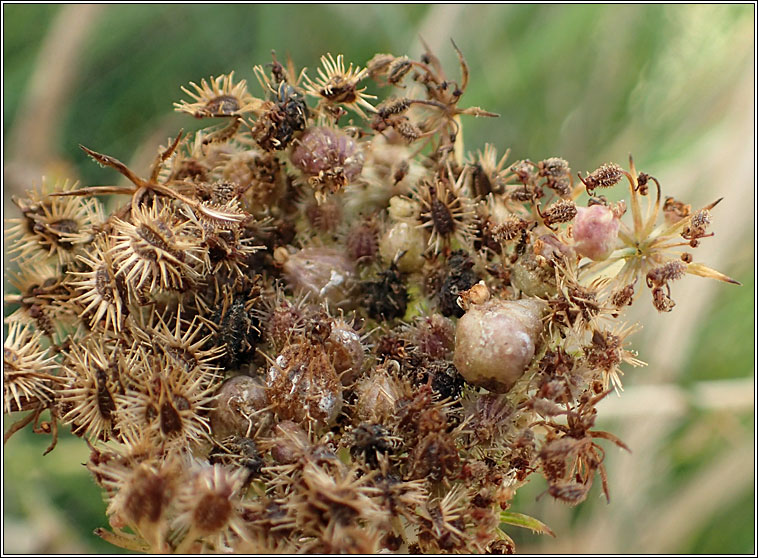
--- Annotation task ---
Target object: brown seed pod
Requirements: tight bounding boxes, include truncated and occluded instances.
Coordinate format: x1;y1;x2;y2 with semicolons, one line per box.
265;338;343;427
209;375;271;439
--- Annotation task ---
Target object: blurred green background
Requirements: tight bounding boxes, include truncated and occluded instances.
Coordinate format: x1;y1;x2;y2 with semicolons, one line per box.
3;4;754;554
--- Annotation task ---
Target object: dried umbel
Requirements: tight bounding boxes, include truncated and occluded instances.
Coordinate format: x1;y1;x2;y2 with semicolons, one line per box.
3;44;738;555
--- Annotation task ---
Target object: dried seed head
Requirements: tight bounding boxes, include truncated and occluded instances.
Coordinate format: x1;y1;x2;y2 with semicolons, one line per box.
344;216;380;263
115;355;216;447
252;83;309;151
409;429;460;482
254;289;309;352
361;265;409;321
70;238;129;333
175;72;259;118
387;56;413;84
453;297;545;393
375;96;412;118
572;204;620;261
3;319;59;413
682;209;713;246
105;458;179;548
173;462;248;547
304;53;377;118
303;194;343;233
7;180;102;264
236;150;287;213
508;160;536;185
111;200;206;294
461;392;513;444
646;261;687;289
266;420;310;464
136;309;223;377
291;126;364;200
438;250;481;318
611;281;636;308
58;337;123;441
392;118;423;143
350;423;397;466
365;53;396;77
410;173;476;253
538;157;570;179
290;461;387;535
539;158;572;196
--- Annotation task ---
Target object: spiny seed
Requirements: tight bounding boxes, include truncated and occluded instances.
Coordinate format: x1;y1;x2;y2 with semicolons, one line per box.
377;97;411;118
204;95;240;115
165;346;198;371
388;57;412;84
49;218;79;236
543;199;577;225
95;266;114;302
580;163;623;191
430;197;456;236
193;493;232;532
160;402;183;435
95;368;116;421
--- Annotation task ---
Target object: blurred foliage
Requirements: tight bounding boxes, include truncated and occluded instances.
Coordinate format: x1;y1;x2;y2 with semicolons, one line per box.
3;3;754;554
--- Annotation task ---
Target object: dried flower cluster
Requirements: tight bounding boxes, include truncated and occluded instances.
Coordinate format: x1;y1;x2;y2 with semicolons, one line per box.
3;43;738;553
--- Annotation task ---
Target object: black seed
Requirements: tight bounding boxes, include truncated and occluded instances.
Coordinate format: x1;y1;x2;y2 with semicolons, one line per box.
430;197;455;237
95;368;116;421
362;267;408;321
160;402;182;435
438;251;480;318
